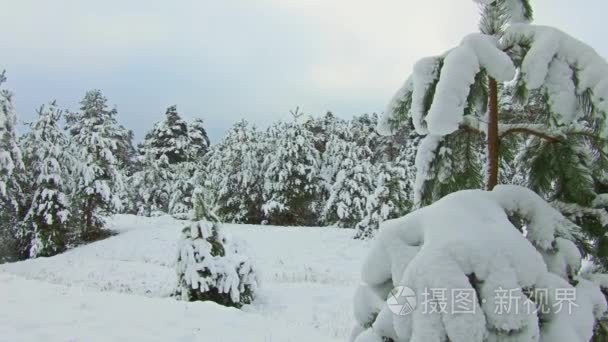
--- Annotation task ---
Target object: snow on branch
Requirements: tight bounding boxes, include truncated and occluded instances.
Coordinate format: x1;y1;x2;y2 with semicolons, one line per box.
553;200;608;229
353;186;606;342
379;76;413;136
426;34;515;135
380;33;515;138
491;185;581;251
411;57;441;135
413;135;442;206
503;24;608;132
592;194;608;209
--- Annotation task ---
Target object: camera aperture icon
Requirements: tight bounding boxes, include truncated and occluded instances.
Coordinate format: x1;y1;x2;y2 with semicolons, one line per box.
387;286;417;316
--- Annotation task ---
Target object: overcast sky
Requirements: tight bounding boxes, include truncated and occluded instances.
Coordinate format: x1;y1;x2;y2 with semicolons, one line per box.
2;0;607;142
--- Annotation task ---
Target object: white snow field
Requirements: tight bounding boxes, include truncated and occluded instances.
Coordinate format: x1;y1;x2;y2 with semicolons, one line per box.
0;215;370;342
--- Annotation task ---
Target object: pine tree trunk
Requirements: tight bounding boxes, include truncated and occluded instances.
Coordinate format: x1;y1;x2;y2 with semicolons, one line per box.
85;198;93;236
486;77;499;190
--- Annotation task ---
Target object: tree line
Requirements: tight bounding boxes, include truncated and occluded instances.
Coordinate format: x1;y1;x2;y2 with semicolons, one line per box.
0;76;416;262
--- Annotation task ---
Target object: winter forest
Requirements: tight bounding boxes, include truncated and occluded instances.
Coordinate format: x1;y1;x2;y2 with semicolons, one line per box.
2;0;608;341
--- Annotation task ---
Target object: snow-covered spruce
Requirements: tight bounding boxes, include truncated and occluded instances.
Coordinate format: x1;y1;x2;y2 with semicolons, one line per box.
175;219;258;307
352;186;607;342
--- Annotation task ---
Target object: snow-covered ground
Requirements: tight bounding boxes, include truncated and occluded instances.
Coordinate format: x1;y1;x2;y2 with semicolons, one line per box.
0;215;369;341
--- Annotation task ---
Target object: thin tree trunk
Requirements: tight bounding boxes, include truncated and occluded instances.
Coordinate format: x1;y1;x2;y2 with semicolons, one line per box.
85;198;93;236
486;77;499;190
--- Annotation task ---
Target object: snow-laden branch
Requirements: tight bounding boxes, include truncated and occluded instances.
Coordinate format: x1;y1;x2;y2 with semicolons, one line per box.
553;200;608;228
379;76;413;136
412;135;442;207
503;24;608;133
380;34;516;137
592;194;608;209
427;34;516;135
461;115;604;143
353;185;606;342
411;57;441;135
381;24;608;140
492;185;582;252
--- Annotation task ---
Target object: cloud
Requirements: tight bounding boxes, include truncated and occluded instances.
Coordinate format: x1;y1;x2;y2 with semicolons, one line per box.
1;1;173;71
2;0;607;142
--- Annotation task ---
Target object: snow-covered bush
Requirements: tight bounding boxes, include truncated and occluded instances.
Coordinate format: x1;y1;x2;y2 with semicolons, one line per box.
352;186;607;342
175;194;258;307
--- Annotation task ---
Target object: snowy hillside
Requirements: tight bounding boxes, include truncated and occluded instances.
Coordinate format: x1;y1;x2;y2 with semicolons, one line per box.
0;215;370;341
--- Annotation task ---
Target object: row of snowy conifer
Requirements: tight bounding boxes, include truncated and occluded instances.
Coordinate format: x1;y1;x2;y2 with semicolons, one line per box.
135;109;418;239
0;77;416;262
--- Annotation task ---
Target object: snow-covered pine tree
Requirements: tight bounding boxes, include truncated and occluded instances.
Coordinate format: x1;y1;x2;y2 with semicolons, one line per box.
187;118;210;161
351;113;382;162
0;71;25;261
168;160;197;219
114;128;137;174
141;105;191;164
322;131;374;228
379;0;608;268
114;128;138;214
304;111;345;154
208;120;264;224
262;110;321;226
175;189;258;307
318;117;349;193
20;102;70;257
369;0;608;339
66;90;125;240
354;155;412;239
132;152;173;216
